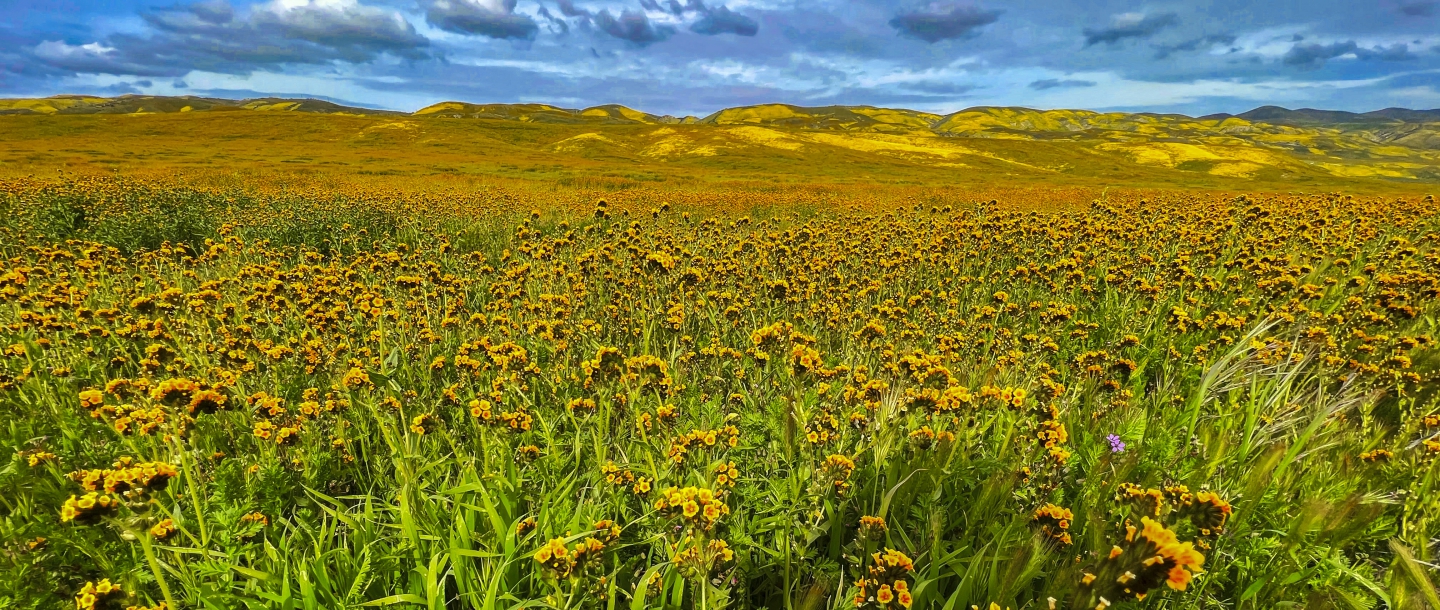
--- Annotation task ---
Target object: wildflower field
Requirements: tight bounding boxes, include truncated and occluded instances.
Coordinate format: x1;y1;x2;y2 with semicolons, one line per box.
2;174;1439;610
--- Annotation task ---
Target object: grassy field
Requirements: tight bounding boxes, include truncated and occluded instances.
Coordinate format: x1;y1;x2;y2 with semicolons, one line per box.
0;114;1438;610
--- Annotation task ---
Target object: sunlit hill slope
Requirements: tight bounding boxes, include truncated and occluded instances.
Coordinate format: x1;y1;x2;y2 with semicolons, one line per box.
2;94;1439;187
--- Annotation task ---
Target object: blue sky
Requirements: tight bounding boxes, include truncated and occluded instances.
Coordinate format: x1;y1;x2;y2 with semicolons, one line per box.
2;0;1439;116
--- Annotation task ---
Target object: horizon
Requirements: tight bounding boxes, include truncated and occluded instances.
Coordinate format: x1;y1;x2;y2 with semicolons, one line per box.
5;92;1439;119
3;1;1439;117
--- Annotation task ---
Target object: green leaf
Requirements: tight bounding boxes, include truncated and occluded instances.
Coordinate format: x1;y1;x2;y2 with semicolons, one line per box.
361;593;426;606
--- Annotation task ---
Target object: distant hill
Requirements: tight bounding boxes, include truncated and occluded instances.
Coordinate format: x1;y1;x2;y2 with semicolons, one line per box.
0;94;400;116
698;104;940;133
7;94;1438;132
3;94;1440;183
1201;105;1440;126
412;101;693;124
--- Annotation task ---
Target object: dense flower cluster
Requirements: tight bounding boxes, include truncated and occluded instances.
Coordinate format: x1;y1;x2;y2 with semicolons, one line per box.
60;492;120;524
654;486;730;529
1032;503;1074;545
74;579;123;610
1;178;1435;608
854;549;916;609
1080;517;1206;605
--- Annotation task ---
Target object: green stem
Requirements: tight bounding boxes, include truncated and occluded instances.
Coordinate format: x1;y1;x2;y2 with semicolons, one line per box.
172;437;209;547
138;528;178;609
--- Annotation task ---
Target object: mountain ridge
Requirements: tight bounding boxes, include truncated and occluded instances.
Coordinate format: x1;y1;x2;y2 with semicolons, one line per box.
4;94;1440;183
5;93;1440;128
0;94;403;116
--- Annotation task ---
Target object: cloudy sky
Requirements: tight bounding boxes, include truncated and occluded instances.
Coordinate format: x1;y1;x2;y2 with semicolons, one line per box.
2;0;1439;116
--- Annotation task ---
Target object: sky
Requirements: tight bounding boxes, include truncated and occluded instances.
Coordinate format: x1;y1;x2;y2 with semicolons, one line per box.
2;0;1439;116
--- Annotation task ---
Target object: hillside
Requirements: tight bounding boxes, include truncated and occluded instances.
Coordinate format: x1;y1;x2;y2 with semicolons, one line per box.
698;104;941;133
412;101;692;124
0;94;399;116
1201;106;1440;126
2;95;1439;185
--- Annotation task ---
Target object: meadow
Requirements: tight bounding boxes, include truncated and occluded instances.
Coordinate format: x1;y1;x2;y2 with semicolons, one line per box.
0;126;1438;610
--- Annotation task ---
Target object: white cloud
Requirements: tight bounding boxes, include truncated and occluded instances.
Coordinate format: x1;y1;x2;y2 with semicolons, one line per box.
33;41;115;61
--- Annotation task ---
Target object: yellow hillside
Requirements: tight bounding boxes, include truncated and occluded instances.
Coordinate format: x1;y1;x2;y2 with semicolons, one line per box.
3;94;1439;184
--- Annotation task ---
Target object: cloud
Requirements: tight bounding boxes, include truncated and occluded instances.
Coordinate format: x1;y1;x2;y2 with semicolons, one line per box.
1397;1;1436;16
578;0;755;38
32;41;126;73
664;0;693;16
594;9;674;46
1083;12;1178;47
1356;43;1417;61
1152;34;1237;59
889;3;1001;43
903;81;975;95
536;6;569;33
556;0;700;44
103;81;147;95
1282;41;1358;68
1283;41;1417;68
29;40;188;77
690;5;758;36
30;0;428;77
423;0;539;40
246;0;427;55
556;0;589;17
1029;78;1096;90
9;0;1440;118
187;0;235;24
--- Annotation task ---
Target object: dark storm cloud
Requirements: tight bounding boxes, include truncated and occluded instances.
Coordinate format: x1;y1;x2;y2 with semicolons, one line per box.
1082;12;1178;47
1029;78;1096;90
889;3;1001;43
423;0;539;40
1152;34;1237;59
593;9;674;46
690;5;758;36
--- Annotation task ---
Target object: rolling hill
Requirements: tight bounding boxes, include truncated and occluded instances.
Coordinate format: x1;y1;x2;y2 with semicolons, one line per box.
412;101;692;125
2;94;1439;186
0;94;400;116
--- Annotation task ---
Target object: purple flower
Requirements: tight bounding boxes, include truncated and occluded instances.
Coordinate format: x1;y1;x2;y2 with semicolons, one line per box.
1107;434;1126;454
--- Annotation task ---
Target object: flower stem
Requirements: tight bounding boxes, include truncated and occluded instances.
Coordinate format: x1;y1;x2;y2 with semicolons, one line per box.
139;529;178;609
172;436;209;546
